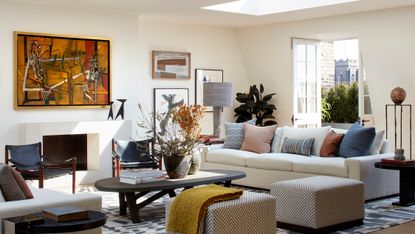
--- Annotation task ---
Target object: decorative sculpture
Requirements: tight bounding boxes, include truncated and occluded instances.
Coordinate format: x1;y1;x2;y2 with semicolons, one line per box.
107;101;114;120
115;99;127;120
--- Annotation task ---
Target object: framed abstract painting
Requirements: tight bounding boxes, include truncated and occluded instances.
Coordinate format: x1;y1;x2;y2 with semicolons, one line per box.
14;31;111;108
152;51;191;80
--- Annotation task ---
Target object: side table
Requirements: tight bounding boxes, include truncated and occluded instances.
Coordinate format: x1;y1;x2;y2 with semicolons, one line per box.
3;210;106;233
374;162;415;206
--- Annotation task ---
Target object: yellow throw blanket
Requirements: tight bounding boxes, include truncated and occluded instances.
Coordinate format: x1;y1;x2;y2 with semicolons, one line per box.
166;184;243;234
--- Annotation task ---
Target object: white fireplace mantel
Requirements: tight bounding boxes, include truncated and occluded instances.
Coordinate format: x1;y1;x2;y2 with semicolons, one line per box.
19;120;132;184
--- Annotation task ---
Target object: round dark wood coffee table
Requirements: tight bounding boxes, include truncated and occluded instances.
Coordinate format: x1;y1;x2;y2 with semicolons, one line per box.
4;210;106;233
375;162;415;206
95;169;246;223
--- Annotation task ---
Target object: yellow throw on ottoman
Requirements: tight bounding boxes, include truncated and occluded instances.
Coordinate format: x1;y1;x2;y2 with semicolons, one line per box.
166;187;276;234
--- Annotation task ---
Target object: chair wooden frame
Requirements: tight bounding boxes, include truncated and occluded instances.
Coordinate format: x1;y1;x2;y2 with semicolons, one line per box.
5;142;77;194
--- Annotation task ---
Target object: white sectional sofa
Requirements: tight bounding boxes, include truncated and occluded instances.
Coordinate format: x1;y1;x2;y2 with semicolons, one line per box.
0;187;102;233
201;126;399;200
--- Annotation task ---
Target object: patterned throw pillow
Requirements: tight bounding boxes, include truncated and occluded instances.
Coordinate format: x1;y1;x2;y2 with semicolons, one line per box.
223;119;256;149
281;137;315;156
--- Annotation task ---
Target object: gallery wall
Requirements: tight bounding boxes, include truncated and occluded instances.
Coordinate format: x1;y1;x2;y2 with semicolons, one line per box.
237;6;415;150
0;1;248;159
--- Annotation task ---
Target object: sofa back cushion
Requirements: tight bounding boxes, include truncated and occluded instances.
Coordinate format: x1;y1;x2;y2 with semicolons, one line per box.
320;130;344;157
270;127;284;153
223;119;256;149
240;123;277;154
281;137;315;156
278;126;331;156
338;122;376;158
369;130;386;155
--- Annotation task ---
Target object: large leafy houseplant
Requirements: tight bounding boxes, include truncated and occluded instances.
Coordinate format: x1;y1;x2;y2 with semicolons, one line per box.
234;84;277;126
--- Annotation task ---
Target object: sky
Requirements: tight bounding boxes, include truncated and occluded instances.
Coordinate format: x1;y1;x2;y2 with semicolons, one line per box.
333;39;358;61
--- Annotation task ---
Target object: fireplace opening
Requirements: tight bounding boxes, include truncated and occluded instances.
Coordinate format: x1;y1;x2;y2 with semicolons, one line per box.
43;134;87;170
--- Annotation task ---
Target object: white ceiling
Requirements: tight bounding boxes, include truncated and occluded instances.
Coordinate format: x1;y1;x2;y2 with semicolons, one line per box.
5;0;415;28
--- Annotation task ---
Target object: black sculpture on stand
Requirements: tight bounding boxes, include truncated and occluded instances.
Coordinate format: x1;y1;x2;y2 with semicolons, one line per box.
115;99;127;120
107;101;114;120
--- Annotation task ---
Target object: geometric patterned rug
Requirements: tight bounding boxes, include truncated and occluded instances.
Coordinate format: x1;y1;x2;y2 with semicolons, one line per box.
79;187;415;234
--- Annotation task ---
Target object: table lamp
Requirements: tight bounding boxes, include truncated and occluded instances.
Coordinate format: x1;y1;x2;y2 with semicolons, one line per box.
203;82;233;137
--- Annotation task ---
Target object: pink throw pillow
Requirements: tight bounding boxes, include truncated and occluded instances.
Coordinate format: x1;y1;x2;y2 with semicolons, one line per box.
240;123;277;153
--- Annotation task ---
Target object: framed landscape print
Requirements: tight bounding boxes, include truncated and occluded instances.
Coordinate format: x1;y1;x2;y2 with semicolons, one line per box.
195;68;223;112
153;88;189;134
14;31;111;108
152;51;191;80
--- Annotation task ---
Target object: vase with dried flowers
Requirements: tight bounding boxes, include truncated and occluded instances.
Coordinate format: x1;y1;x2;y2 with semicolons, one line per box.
138;103;206;178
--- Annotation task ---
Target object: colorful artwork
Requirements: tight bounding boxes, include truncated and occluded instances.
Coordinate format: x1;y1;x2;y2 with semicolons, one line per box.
152;51;191;79
153;88;189;135
14;32;111;108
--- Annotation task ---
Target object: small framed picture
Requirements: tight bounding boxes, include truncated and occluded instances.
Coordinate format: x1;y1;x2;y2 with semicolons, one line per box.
152;51;191;80
195;69;224;112
153;88;189;134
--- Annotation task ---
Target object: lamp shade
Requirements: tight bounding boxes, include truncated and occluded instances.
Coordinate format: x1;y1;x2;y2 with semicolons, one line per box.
203;82;233;107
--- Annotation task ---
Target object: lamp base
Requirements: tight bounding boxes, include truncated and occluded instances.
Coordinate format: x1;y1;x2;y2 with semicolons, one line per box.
213;106;222;138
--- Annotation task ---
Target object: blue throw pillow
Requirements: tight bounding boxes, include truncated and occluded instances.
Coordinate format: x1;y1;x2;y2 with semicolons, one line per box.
338;122;376;158
223;119;256;149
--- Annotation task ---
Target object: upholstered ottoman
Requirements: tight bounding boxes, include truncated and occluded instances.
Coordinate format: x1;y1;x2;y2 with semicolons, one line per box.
165;191;276;234
271;176;364;233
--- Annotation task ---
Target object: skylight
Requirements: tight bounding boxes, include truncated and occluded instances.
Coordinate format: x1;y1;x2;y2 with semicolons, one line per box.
203;0;359;16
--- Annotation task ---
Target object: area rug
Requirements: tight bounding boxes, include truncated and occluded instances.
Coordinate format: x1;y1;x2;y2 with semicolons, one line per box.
78;187;415;234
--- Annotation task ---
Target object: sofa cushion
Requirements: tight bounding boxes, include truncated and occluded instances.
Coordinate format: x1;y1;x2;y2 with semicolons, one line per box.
369;130;386;155
271;127;284;153
0;164;26;201
279;126;331;156
281;137;314;156
339;122;375;158
223;119;256;149
240;124;277;153
320;130;344;157
292;156;348;177
246;153;294;171
205;149;257;167
10;167;33;199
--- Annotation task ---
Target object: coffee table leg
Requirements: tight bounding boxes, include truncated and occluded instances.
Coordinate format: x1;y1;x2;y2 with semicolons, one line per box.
119;192;127;215
125;192;140;223
168;189;176;198
224;180;232;187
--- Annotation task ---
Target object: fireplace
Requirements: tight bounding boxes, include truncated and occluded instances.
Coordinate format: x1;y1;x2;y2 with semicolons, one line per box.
43;134;88;170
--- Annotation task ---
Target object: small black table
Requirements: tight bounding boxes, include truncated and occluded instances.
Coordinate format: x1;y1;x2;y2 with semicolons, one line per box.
94;169;246;223
3;210;106;233
375;162;415;206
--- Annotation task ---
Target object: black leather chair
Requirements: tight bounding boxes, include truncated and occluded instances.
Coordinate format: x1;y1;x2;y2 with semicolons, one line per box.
112;139;159;177
5;142;77;193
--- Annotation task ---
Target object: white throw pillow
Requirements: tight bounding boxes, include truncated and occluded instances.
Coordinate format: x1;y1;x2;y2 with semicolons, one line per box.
271;127;284;153
0;189;5;202
369;130;386;155
278;126;331;156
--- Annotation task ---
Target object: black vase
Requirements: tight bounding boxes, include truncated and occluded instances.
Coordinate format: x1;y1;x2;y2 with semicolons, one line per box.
163;155;191;179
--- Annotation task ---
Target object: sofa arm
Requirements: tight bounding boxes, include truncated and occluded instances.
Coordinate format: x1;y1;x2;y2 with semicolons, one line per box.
200;144;225;164
345;153;399;200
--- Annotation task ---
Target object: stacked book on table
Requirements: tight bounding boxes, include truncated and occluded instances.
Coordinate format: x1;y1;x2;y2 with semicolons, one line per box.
381;158;415;165
120;170;166;184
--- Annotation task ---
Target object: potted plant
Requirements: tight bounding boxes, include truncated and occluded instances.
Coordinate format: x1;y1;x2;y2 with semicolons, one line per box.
234;84;277;126
138;103;206;178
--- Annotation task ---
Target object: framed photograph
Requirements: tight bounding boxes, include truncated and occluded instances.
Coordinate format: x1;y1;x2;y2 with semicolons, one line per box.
14;32;111;108
153;88;189;134
195;68;224;112
152;51;191;80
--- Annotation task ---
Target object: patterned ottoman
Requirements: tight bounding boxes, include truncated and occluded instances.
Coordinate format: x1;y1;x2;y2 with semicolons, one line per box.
271;176;364;233
165;191;276;234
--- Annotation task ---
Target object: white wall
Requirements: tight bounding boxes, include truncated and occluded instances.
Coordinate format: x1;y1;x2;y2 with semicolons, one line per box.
0;2;248;159
238;6;415;149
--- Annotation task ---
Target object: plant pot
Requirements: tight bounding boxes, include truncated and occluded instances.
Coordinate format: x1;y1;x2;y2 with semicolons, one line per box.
163;155;191;179
188;154;201;175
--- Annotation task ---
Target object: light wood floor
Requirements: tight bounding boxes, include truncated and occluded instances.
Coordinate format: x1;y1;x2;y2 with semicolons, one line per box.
371;220;415;234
